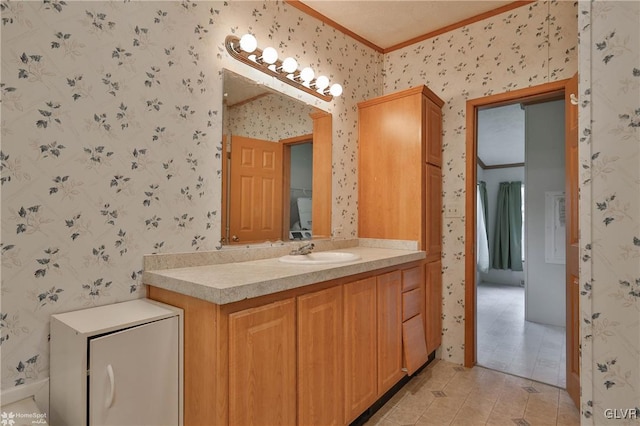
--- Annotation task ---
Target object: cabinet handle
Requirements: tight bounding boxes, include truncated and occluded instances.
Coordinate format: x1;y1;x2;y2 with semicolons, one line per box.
106;364;115;408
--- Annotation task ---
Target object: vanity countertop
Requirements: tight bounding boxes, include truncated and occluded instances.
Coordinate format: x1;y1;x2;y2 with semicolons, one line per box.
143;241;425;305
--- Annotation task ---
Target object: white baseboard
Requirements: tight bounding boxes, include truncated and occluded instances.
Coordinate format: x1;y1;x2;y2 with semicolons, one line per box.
1;378;49;418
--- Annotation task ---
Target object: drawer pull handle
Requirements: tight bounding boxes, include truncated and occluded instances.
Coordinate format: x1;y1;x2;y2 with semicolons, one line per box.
106;364;115;408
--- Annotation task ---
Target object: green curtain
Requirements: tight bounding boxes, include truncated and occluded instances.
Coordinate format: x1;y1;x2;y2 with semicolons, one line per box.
478;181;489;243
491;181;523;271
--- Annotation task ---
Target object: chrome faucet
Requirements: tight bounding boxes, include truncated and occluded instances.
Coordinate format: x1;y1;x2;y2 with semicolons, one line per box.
290;242;315;256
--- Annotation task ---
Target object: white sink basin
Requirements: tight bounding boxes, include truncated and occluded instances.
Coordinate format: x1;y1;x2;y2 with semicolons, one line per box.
278;251;361;265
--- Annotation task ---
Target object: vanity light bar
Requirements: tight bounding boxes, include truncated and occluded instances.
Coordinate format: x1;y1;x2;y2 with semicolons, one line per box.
225;34;342;102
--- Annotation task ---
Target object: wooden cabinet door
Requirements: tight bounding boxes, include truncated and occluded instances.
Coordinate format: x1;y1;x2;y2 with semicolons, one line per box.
425;99;443;167
344;277;377;424
358;91;423;244
425;165;442;257
425;260;442;354
229;299;296;426
402;313;428;375
376;271;404;396
298;286;343;426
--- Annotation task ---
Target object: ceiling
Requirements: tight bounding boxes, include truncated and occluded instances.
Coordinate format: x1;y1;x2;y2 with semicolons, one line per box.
477;104;525;167
297;0;516;51
223;70;272;107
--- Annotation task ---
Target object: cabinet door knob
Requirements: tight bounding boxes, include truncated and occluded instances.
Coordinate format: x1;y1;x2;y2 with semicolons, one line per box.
106;364;115;408
232;235;240;242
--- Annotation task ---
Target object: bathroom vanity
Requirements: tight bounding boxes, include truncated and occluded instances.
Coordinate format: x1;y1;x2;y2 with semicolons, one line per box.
144;239;437;426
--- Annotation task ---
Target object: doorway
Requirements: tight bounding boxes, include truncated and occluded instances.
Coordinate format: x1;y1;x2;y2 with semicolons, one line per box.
281;135;313;241
464;76;580;406
475;99;566;387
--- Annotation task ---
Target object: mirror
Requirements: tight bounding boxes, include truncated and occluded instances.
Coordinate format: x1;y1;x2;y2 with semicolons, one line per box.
221;70;332;245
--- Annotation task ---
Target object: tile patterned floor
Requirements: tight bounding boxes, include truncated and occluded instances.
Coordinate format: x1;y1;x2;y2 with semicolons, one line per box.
476;282;566;388
364;360;580;426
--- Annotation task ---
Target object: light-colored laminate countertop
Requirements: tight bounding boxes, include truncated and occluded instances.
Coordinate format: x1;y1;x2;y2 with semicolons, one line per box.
143;239;425;305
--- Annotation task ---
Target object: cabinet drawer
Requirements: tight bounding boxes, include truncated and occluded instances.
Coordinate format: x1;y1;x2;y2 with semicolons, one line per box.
402;266;422;292
402;288;422;321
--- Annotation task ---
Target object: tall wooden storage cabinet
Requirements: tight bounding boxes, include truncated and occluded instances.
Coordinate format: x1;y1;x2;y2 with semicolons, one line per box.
358;85;444;355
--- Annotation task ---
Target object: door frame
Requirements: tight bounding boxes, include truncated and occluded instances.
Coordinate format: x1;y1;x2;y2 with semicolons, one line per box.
464;78;572;367
281;134;313;241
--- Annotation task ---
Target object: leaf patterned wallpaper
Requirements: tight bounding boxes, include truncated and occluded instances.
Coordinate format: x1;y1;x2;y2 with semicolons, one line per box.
0;0;381;390
578;2;640;423
1;1;638;417
226;93;315;141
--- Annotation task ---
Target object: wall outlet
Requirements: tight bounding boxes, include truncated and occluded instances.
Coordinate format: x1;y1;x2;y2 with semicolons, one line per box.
444;201;464;218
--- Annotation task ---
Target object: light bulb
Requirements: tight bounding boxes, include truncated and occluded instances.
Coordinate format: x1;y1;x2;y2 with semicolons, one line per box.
281;57;298;74
261;47;278;64
239;34;257;53
315;75;329;91
329;83;343;97
299;67;314;83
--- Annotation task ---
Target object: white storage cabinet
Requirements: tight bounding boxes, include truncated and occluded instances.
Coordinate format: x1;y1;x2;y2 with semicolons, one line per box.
50;299;183;426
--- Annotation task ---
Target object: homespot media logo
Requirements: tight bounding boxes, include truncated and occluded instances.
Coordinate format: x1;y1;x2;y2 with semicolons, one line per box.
1;411;48;425
604;408;639;420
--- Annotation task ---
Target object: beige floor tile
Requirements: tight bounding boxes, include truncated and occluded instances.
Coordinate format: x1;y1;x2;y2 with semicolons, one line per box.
375;402;396;420
364;360;580;426
489;391;528;418
557;392;577;410
461;396;498;417
385;405;425;425
523;412;559;426
395;392;435;413
367;417;401;426
466;387;502;404
450;404;493;425
524;396;559;425
490;402;527;420
419;377;454;391
485;415;516;426
416;403;459;425
526;395;559;414
429;396;468;411
383;387;412;409
442;386;474;399
366;412;390;426
556;402;581;426
556;411;581;426
382;392;432;425
486;412;530;426
497;384;535;401
411;383;443;401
